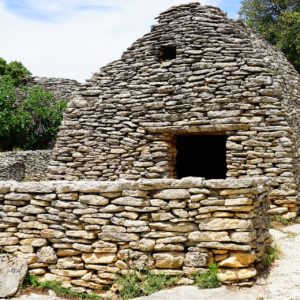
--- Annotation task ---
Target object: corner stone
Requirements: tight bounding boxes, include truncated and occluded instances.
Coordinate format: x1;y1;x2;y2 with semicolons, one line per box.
0;254;28;298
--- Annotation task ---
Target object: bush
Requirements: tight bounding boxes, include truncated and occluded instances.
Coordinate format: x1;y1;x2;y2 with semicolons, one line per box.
23;275;100;300
117;269;179;299
0;76;66;150
0;57;31;85
193;263;220;289
262;244;280;267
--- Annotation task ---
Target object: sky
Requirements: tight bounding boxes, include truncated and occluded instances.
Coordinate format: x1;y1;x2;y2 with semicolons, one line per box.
0;0;242;82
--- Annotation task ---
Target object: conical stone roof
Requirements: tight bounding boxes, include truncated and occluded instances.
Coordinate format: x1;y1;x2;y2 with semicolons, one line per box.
49;2;300;219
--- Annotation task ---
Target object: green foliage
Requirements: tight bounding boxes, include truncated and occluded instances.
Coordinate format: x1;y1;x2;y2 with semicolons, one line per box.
0;57;31;86
262;244;280;267
5;61;31;86
239;0;300;72
193;263;220;289
271;214;290;225
0;58;6;76
23;275;100;300
275;11;300;72
0;76;66;150
117;269;180;299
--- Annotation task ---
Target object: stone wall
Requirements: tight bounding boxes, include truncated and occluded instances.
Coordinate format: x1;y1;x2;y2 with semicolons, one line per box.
0;178;270;294
0;151;52;181
26;76;81;102
48;3;300;219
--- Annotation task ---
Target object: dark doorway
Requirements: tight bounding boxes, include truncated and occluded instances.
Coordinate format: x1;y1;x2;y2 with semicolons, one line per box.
175;135;227;179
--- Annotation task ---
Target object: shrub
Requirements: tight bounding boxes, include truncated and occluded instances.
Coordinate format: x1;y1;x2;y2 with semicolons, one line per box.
263;244;280;267
0;76;66;150
193;263;220;289
23;275;100;300
117;269;179;299
0;57;31;86
271;215;289;226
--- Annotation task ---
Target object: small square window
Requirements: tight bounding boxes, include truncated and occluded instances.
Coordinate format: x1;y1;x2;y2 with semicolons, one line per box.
160;46;176;61
175;135;227;179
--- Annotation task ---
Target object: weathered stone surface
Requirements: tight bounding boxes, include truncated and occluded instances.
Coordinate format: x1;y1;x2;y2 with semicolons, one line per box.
154;252;185;269
130;239;155;252
224;198;252;206
51;269;88;277
198;219;252;231
150;222;198;232
72;243;93;252
230;232;256;243
188;231;230;242
0;237;19;246
98;232;139;242
0;254;28;298
197;242;251;251
218;267;257;282
151;212;174;221
20;238;47;247
82;253;117;264
66;230;96;239
41;229;65;239
18;205;45;214
153;189;190;200
37;246;57;263
154;244;184;252
112;197;148;207
184;252;209;267
57;257;83;269
5;193;31;201
18;221;48;230
79;195;109;206
219;252;256;268
57;249;81;257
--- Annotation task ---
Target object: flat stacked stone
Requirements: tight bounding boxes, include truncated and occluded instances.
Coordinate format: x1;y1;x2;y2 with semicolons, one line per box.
0;151;51;181
26;76;81;103
47;3;300;218
0;178;270;293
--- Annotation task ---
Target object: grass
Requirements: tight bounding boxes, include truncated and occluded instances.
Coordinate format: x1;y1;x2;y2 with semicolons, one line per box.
116;269;180;299
193;263;220;289
23;274;101;300
262;244;281;267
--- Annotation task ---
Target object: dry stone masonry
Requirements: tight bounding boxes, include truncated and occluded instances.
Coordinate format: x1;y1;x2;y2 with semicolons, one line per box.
48;3;300;218
0;254;28;298
0;178;269;294
0;2;299;294
0;151;51;181
26;76;81;102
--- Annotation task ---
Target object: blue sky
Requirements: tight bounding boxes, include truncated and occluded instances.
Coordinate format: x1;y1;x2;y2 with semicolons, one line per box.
220;0;242;18
0;0;242;81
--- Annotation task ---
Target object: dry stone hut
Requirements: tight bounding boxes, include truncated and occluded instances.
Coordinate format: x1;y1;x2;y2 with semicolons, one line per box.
49;2;300;218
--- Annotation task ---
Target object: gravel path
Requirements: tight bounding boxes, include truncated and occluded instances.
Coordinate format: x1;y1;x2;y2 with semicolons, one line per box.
10;223;300;300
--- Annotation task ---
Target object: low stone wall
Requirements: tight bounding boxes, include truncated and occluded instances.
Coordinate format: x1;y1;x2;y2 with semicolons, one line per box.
0;178;270;294
26;76;81;102
0;151;52;181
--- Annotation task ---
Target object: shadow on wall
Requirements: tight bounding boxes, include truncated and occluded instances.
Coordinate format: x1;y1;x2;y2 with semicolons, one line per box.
0;150;52;181
2;161;25;181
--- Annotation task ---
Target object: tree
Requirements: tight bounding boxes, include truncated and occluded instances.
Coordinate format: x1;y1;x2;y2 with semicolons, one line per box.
0;57;31;85
0;58;6;76
239;0;300;72
0;76;66;150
